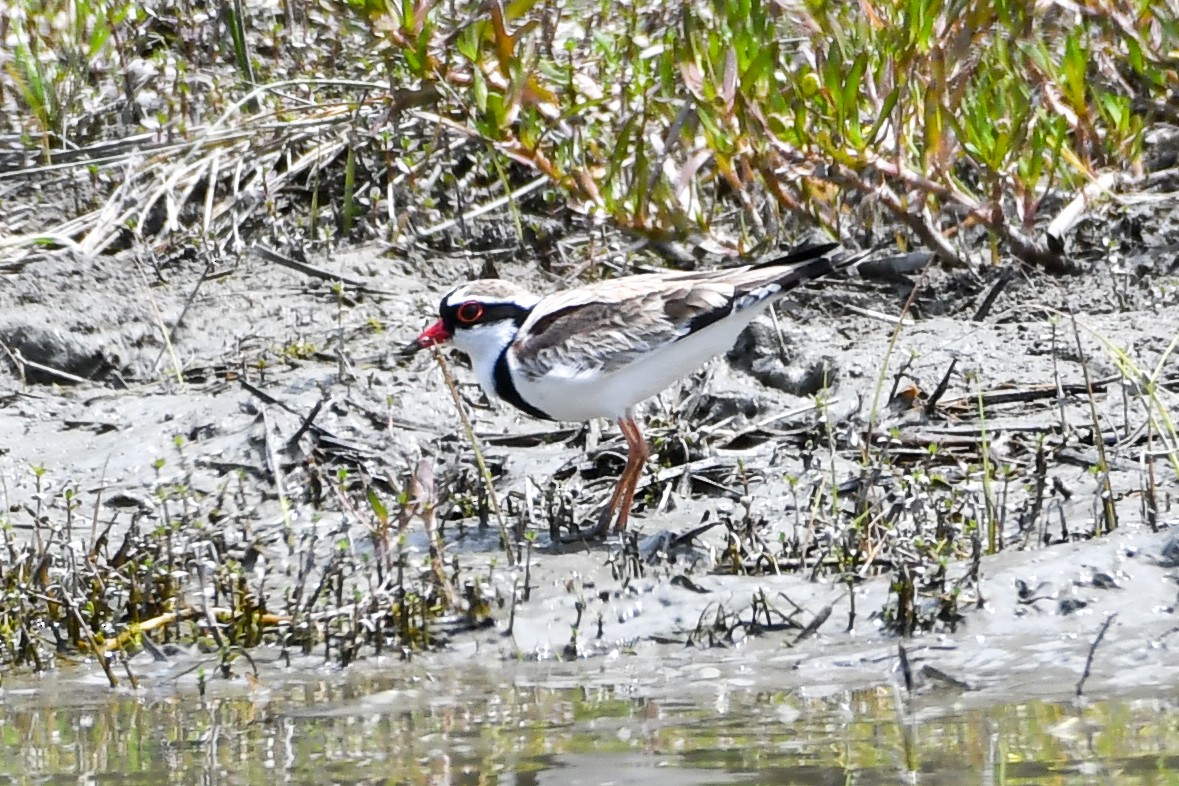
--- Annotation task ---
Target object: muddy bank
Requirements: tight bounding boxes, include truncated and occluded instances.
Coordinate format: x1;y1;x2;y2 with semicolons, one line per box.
1;219;1178;700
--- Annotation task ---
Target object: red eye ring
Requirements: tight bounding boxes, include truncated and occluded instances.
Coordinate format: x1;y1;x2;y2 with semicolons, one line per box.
456;301;484;324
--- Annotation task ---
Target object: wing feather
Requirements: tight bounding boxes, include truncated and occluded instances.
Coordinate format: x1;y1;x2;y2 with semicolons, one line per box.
511;246;842;380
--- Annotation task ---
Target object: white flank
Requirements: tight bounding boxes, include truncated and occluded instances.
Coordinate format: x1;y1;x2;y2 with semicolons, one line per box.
507;297;777;421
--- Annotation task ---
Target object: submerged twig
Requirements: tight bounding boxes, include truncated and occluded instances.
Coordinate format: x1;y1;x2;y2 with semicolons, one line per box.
1075;613;1117;698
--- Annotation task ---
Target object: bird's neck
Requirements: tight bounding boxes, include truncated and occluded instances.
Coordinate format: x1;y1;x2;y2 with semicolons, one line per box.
493;349;554;421
455;316;554;421
454;319;523;402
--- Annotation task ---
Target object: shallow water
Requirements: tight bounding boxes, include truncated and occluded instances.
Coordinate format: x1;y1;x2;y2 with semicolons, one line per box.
1;665;1176;786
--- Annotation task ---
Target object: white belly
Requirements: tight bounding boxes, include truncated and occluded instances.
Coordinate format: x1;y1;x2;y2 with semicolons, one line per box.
508;307;767;421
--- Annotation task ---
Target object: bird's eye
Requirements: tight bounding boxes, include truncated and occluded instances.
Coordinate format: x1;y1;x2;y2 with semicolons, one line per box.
456;301;484;324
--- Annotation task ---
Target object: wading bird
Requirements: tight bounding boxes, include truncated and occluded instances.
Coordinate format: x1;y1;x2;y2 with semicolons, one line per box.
403;243;847;537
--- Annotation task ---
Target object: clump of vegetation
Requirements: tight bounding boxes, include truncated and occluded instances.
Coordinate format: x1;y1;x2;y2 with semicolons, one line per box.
0;455;470;683
3;0;1176;266
348;0;1177;268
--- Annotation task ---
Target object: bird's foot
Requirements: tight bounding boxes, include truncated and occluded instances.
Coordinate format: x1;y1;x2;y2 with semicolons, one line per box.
558;506;618;544
636;521;718;564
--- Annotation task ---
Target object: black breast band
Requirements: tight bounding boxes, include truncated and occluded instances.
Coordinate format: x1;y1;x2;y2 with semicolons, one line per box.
493;351;555;421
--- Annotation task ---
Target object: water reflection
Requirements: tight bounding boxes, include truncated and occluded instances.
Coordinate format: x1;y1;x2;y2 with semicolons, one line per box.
0;670;1175;786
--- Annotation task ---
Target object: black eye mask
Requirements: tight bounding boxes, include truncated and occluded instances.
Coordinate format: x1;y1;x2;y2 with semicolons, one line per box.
439;300;532;332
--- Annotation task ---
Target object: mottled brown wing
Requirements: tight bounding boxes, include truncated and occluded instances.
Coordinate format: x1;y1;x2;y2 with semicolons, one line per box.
511;244;843;381
510;274;738;380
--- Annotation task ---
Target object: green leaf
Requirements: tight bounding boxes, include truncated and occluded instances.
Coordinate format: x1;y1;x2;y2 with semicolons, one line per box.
740;43;775;98
1062;29;1087;109
505;0;541;18
842;53;867;149
456;22;483;62
472;67;488;113
367;488;389;524
868;87;901;145
923;84;943;165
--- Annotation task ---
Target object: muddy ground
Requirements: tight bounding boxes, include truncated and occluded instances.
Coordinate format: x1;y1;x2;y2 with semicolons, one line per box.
2;194;1179;703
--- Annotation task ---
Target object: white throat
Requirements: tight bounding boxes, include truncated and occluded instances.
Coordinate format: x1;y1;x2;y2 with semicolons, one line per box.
451;319;520;401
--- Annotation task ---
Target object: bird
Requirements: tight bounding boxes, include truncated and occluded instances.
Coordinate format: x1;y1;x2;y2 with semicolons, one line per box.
402;243;849;537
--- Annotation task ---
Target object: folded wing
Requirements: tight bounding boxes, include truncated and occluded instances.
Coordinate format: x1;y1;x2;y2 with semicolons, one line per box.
511;244;840;380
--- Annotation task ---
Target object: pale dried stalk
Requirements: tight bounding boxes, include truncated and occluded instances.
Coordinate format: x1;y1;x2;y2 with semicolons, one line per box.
431;346;516;566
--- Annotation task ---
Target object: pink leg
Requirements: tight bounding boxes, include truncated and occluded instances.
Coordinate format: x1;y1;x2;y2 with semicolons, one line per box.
588;413;650;537
611;414;650;533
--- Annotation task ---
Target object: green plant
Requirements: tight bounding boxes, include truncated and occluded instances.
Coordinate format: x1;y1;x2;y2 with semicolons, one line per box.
345;0;1176;267
5;0;138;151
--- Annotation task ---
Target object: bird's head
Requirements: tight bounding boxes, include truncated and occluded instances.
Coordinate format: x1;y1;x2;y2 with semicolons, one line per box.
401;280;539;360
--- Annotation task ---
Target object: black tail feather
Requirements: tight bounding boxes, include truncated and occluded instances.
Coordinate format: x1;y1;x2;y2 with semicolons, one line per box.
683;243;850;336
752;242;841;272
758;242;853;295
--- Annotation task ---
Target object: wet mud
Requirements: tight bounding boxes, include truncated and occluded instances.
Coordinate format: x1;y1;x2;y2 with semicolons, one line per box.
2;209;1179;701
